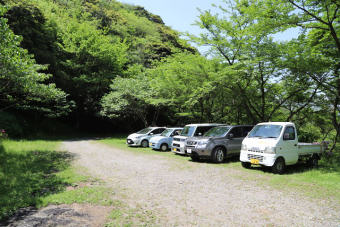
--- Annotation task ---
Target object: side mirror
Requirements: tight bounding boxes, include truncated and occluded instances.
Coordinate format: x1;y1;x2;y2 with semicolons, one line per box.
228;133;234;139
198;132;202;136
283;133;290;140
149;132;154;135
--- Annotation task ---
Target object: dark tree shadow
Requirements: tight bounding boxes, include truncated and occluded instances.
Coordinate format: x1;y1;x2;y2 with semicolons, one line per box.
0;142;74;222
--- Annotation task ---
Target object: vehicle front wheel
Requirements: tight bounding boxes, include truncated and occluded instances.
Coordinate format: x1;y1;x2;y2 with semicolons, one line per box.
212;147;226;163
272;157;285;174
141;140;148;148
160;143;168;151
241;162;251;169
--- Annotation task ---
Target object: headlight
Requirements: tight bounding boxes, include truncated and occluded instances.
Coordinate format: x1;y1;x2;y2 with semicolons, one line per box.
198;141;209;146
264;147;276;154
241;144;247;150
135;135;142;139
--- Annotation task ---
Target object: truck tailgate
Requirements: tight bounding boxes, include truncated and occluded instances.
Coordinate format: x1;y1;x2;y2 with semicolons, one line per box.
297;143;323;155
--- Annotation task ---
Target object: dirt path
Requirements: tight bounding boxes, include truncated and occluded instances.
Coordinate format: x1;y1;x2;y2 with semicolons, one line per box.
59;140;340;227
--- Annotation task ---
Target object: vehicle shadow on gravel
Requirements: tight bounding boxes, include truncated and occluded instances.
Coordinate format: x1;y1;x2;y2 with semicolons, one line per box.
188;155;240;164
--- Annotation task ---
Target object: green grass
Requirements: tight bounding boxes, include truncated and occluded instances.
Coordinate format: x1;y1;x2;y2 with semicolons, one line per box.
0;138;160;226
40;186;116;207
99;136;340;202
100;135;192;163
0;139;94;221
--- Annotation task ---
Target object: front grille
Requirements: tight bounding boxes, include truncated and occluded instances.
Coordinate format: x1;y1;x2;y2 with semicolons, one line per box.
247;154;264;162
248;149;264;153
186;145;195;149
187;141;197;146
127;139;134;144
174;138;180;142
173;143;180;147
151;143;155;146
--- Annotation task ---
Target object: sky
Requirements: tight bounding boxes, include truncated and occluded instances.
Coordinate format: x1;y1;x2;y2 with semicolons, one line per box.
118;0;219;37
117;0;298;53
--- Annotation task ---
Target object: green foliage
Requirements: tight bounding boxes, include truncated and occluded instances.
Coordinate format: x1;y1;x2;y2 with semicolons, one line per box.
101;65;154;126
0;112;25;138
0;4;70;117
2;0;195;130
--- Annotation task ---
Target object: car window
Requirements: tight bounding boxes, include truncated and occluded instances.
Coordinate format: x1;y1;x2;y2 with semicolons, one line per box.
181;126;195;136
172;129;182;136
248;125;282;139
151;128;165;134
137;127;152;134
204;126;231;137
229;127;243;138
194;126;215;136
283;126;295;140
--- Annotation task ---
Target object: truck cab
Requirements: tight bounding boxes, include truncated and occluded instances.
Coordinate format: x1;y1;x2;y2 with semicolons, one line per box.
171;123;224;155
240;122;325;173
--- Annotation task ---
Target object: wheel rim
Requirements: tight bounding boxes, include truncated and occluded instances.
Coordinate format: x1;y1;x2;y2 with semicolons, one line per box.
216;149;224;162
276;160;284;171
142;141;148;147
161;144;167;151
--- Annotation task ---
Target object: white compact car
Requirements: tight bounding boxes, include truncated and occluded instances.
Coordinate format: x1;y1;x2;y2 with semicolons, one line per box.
126;127;166;147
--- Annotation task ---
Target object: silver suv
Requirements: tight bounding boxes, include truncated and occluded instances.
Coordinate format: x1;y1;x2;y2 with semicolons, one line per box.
171;123;224;154
186;125;253;163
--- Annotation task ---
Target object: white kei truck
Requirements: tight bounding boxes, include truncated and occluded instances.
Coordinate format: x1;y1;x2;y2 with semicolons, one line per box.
240;122;327;174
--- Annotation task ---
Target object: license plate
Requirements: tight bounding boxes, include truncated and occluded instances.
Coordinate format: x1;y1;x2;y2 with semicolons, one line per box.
149;143;152;146
250;159;259;164
187;149;192;154
173;148;177;151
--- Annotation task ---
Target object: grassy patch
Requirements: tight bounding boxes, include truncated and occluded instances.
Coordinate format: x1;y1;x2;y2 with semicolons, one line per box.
0;140;67;220
99;136;340;202
40;186;116;207
99;135;191;164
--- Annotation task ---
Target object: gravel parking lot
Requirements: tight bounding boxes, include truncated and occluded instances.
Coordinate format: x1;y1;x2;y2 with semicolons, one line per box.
6;140;339;226
63;140;339;226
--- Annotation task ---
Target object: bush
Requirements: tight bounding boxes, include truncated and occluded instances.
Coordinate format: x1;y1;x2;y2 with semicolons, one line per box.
0;112;25;138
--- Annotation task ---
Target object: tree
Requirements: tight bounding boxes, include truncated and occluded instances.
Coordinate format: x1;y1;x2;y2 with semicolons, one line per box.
241;0;339;150
0;5;69;117
190;0;317;124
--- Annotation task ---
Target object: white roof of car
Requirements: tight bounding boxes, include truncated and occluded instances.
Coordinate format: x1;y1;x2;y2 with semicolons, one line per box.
257;122;295;127
184;123;225;127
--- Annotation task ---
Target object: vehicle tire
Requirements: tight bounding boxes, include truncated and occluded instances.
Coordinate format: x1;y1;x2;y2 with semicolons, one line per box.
141;140;148;148
308;155;319;167
241;162;251;169
272;157;285;174
160;143;168;151
212;147;226;163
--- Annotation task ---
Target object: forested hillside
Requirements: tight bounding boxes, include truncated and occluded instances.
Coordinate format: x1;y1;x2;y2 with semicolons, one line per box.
0;0;339;150
0;0;196;135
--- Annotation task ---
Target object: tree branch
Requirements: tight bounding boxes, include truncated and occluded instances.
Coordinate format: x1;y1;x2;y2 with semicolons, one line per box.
287;0;329;25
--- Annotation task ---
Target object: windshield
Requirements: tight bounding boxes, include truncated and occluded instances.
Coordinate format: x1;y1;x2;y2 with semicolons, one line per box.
161;129;173;137
137;127;152;134
204;126;231;137
180;126;195;137
248;125;282;139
